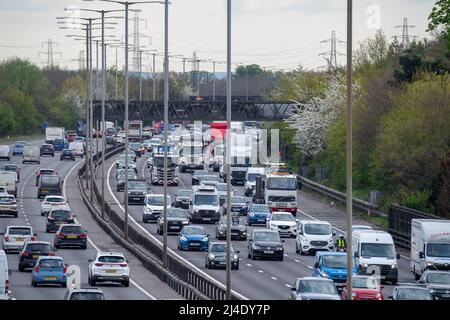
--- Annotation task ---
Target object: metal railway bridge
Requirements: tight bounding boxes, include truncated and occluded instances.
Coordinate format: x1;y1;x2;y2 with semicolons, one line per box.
92;100;298;124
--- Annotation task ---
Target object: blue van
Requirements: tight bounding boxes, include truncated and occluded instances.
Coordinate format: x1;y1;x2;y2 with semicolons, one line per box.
312;251;358;286
53;139;69;151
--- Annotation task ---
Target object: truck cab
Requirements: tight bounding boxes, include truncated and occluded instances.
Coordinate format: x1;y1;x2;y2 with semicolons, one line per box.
352;230;400;284
263;171;298;215
189;185;220;223
149;145;179;186
410;219;450;279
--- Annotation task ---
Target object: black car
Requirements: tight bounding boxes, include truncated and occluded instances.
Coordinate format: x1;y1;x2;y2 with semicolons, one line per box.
18;241;55;272
215;216;248;240
54;224;87;249
222;196;249;215
247;229;284;261
40;144;55;157
106;135;116;145
205;242;240;270
192;169;209;185
387;285;434;300
128;142;143;157
156;208;189;235
174;189;192;209
46;207;75;233
116;172;138;192
127;180;147;204
38;174;62;199
35;168;55;186
418;270;450;300
60;149;76;161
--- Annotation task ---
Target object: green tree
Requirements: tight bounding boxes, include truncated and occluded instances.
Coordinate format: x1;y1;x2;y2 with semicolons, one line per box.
428;0;450;52
233;64;264;79
0;102;16;136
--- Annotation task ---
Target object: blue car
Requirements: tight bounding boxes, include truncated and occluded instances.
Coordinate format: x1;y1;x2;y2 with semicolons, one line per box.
31;256;67;287
11;142;26;156
177;226;209;251
53;138;69;151
312;252;358;288
247;204;270;226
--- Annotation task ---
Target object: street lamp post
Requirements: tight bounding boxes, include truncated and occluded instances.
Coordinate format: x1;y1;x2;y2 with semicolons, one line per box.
225;0;232;300
152;53;156;100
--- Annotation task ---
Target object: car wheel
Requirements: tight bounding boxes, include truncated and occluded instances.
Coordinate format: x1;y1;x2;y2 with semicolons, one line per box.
123;280;130;287
31;280;37;287
90;278;96;286
19;265;25;272
54;243;60;249
279;256;284;261
235;263;239;270
391;279;398;285
13;213;18;218
295;243;300;254
61;281;67;288
82;244;87;250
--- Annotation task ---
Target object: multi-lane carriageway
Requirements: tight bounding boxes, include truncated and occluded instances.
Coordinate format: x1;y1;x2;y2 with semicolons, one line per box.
100;147;418;300
1;139;418;300
0;140;180;300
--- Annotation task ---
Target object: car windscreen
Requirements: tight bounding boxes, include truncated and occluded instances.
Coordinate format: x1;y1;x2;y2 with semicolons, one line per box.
352;277;379;289
147;197;165;206
216;184;227;192
40;170;54;175
220;217;242;226
167;209;186;218
178;190;192;197
254;232;280;242
231;196;246;204
200;175;218;182
193;170;208;176
210;244;235;253
183;227;205;235
128;181;147;190
360;243;396;259
397;288;433;300
304;224;331;235
9;227;32;236
51;210;71;220
194;194;219;206
426;243;450;258
129;143;140;149
4;165;17;171
271;213;295;221
60;226;83;234
26;243;51;252
0;196;14;202
46;197;64;203
39;259;63;268
427;272;450;284
322;255;354;269
266;177;296;190
70;292;104;300
14;144;24;148
251;205;270;213
98;256;125;263
41;176;60;185
298;280;337;294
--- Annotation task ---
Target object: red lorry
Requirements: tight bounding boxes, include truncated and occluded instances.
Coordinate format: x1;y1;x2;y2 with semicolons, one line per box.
209;121;227;142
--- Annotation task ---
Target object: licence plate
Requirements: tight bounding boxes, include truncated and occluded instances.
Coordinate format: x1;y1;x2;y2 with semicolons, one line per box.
67;235;77;239
442;294;450;298
264;250;274;254
170;226;179;229
15;238;25;241
203;218;211;221
44;276;57;281
132;197;140;200
0;205;7;209
219;262;226;265
105;269;116;273
32;255;39;259
190;243;200;246
231;233;238;236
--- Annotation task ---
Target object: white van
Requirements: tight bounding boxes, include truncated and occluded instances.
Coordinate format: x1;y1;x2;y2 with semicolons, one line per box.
69;142;84;158
295;220;335;255
0;145;11;161
352;230;400;284
410;219;450;279
244;167;265;196
0;250;11;296
0;171;17;197
23;145;40;164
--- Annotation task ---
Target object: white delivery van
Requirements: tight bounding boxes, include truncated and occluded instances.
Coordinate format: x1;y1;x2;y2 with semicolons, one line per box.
45;127;65;144
69;141;84;158
295;220;335;255
410;219;450;279
0;145;11;161
0;250;10;296
244;167;265;196
22;145;40;164
0;171;17;197
352;230;400;284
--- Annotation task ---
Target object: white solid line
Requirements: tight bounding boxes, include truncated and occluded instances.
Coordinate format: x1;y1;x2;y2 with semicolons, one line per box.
285;284;291;288
246;263;252;267
294;259;300;263
63;158;157;301
307;266;313;269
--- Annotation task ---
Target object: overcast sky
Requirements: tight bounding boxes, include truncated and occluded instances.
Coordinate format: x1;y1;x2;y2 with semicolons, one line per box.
0;0;436;72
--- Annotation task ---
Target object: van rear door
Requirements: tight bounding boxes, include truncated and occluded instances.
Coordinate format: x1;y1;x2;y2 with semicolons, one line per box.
0;250;9;295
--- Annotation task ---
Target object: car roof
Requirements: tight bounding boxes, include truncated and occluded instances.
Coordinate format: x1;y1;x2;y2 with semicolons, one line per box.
97;251;125;257
253;228;278;233
69;288;103;293
315;251;347;257
59;223;82;228
298;277;333;282
7;225;32;230
298;220;330;225
37;255;63;260
24;241;51;245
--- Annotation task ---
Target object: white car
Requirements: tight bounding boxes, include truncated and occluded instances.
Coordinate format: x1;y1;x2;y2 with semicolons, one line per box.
41;195;67;216
1;225;36;252
143;194;171;223
267;212;298;238
88;252;130;287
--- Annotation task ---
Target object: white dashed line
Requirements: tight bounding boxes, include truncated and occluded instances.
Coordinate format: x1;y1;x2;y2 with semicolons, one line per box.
284;254;288;257
246;263;252;267
285;284;291;288
307;266;313;269
258;270;264;273
294;259;300;263
271;276;277;280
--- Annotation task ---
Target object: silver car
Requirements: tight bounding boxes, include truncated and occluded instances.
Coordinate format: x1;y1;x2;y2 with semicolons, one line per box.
1;226;36;253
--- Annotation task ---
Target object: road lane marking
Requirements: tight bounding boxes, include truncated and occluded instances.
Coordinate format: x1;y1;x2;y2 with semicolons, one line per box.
271;276;277;280
285;284;291;288
63;158;157;301
258;270;264;273
246;263;252;267
294;259;300;263
106;159;249;300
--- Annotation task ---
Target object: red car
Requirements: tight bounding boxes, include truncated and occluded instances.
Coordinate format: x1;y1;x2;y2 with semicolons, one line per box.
341;275;384;300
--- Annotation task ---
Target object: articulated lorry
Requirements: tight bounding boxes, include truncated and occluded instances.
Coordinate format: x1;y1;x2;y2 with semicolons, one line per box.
220;133;253;185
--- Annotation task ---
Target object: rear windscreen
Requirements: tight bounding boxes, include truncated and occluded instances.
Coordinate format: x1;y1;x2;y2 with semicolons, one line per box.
27;244;51;252
60;226;83;234
98;256;125;263
9;228;31;235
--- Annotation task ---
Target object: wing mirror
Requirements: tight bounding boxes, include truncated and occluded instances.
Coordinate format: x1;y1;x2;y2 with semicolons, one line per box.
281;240;285;243
291;287;296;292
314;262;319;269
8;269;12;276
207;234;210;237
88;259;93;262
419;252;424;259
236;250;240;254
396;253;401;259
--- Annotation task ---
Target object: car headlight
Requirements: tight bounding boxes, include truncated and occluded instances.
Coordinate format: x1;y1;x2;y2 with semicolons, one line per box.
233;254;238;261
363;263;369;268
182;221;189;225
194;210;199;214
320;272;329;278
252;244;261;250
426;262;434;267
277;246;283;251
351;292;357;297
209;254;215;260
180;236;187;241
270;223;277;228
202;237;208;242
391;263;397;269
145;207;152;213
328;238;334;243
429;288;434;293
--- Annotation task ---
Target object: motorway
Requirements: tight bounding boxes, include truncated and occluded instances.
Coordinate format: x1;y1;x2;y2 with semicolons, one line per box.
0;139;181;300
102;150;418;300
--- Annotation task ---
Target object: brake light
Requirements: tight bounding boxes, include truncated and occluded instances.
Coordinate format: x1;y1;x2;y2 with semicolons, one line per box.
35;265;39;273
5;280;9;291
47;217;54;221
119;263;128;267
31;236;36;241
3;235;9;242
10;201;17;205
63;265;67;273
57;233;65;238
79;233;87;239
49;251;55;256
95;263;103;267
22;251;29;257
